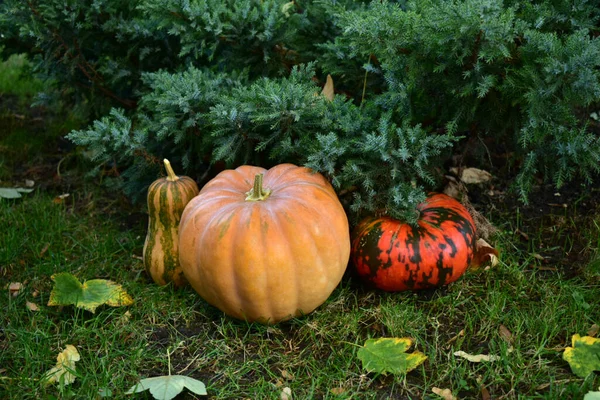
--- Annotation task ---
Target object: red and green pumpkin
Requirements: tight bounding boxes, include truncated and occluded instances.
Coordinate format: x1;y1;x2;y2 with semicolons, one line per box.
351;193;476;291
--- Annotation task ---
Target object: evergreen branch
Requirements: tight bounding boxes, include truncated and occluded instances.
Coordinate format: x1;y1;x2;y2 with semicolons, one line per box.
26;1;137;109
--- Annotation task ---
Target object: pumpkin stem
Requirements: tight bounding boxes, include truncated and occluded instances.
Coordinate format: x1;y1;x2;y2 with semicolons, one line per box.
163;159;179;182
245;174;271;201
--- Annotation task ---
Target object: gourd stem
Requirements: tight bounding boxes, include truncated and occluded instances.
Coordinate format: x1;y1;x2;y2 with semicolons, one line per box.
245;174;271;201
164;159;179;182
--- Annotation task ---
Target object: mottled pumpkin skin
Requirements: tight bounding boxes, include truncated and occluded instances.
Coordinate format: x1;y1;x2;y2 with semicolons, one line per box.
144;175;199;287
351;193;476;291
178;164;350;324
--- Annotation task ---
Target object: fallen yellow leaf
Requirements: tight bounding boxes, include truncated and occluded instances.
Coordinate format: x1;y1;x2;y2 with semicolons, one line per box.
454;350;500;362
563;334;600;378
48;272;133;313
44;345;81;386
280;387;292;400
432;387;457;400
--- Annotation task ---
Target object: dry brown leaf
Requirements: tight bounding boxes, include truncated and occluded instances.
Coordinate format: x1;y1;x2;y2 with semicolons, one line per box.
535;379;577;391
53;193;70;204
515;229;529;241
480;384;491;400
321;74;335;101
587;324;599;337
443;176;467;200
39;243;50;258
330;387;346;396
446;329;465;347
499;324;513;344
281;369;294;381
451;167;492;184
26;301;39;311
454;351;500;362
547;203;568;208
432;387;457;400
470;239;499;270
9;282;23;297
487;189;504;197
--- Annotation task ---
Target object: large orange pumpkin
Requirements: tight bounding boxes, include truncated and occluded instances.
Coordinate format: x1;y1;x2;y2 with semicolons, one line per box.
178;163;350;324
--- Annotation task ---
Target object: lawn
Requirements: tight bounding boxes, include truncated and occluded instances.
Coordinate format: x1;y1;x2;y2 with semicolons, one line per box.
1;55;599;400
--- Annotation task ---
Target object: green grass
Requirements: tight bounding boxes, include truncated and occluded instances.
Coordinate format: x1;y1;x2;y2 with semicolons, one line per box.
0;54;45;97
1;191;599;399
1;53;599;400
0;54;86;181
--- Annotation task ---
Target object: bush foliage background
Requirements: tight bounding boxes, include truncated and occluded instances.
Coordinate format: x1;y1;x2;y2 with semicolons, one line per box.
2;0;599;222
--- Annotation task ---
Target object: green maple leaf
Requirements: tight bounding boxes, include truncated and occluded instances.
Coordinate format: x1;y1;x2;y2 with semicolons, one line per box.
563;334;600;378
126;375;207;400
357;337;428;375
48;272;133;313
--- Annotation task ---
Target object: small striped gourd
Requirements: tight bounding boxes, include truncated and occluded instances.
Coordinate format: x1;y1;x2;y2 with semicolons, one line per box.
143;159;199;286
